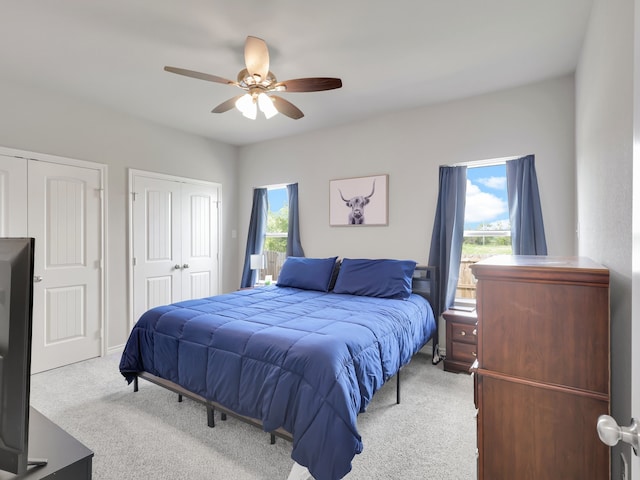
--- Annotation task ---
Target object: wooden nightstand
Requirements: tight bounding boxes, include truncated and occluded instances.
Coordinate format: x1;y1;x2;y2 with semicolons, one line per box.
442;308;477;374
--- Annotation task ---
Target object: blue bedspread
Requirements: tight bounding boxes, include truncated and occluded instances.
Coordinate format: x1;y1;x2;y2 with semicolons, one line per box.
119;286;436;480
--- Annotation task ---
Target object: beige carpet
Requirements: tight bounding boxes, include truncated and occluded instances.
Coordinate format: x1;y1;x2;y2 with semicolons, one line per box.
29;352;476;479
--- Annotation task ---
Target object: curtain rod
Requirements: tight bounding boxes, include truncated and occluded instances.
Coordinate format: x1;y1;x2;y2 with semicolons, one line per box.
252;183;290;190
445;154;528;168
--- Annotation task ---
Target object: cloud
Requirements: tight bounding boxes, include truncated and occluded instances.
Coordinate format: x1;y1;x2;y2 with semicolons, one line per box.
465;180;508;224
477;176;507;190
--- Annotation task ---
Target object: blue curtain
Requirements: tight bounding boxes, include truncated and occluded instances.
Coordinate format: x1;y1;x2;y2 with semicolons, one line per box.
240;188;268;288
286;183;305;257
428;166;467;315
506;155;548;255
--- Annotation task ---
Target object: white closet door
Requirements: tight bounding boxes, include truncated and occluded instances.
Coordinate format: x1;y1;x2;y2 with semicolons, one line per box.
181;182;219;300
28;160;103;373
0;155;28;236
132;175;182;323
131;171;220;326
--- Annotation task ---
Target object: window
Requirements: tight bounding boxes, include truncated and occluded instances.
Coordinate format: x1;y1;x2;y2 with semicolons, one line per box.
458;163;512;300
263;186;288;281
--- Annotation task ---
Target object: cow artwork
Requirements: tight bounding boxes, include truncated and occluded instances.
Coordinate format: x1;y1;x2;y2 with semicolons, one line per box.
329;174;388;226
339;180;376;225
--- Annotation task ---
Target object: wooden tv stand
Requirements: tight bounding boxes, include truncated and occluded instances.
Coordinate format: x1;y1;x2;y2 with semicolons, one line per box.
0;407;93;479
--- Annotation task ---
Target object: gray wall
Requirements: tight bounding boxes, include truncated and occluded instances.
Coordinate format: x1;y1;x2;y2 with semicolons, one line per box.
0;79;239;352
238;75;577;266
575;0;634;477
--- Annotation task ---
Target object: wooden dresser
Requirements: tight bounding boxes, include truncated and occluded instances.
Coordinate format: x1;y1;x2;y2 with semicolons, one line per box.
470;255;610;480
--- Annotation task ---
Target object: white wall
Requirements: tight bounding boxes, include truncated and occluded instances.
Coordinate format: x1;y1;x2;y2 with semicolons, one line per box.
634;0;640;477
575;0;634;478
634;1;640;477
0;79;239;351
238;75;577;265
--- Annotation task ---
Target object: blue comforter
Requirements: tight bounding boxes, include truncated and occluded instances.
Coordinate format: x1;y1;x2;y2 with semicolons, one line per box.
119;286;436;480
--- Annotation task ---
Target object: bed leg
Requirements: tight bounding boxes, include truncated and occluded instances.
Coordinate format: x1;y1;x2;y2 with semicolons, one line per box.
133;376;138;393
178;394;183;403
207;406;215;428
221;412;227;421
396;369;401;404
270;433;276;445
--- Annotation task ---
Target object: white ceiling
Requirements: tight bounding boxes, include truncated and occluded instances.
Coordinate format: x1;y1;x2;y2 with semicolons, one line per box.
0;1;593;147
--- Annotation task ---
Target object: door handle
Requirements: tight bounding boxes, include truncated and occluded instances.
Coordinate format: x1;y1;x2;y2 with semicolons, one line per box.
597;415;640;455
33;275;43;283
174;264;182;270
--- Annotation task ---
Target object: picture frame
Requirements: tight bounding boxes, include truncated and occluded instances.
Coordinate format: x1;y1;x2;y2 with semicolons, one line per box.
329;174;388;226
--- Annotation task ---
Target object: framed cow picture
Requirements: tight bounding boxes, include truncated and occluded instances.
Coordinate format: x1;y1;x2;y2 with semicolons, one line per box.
329;174;388;226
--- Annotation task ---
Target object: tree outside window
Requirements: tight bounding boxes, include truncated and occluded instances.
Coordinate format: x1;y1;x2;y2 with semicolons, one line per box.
264;187;288;280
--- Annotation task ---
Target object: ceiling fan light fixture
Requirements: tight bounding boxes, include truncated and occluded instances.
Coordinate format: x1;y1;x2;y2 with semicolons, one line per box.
258;93;279;119
165;36;342;120
235;94;257;119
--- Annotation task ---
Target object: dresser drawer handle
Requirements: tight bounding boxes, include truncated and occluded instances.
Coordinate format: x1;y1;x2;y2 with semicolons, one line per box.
472;351;477;357
460;331;466;336
473;329;477;336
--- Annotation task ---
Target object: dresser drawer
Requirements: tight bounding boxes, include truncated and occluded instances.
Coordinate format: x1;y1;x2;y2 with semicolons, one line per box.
450;322;477;344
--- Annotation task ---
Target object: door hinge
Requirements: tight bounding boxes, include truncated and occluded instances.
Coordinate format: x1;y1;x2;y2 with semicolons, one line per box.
131;192;138;201
132;257;137;266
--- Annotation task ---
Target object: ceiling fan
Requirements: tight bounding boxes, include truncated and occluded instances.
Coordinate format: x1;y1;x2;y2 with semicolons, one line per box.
164;36;343;120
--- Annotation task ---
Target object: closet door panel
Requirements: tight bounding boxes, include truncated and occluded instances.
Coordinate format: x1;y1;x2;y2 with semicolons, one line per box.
181;182;219;301
28;160;103;373
131;171;220;327
132;175;182;324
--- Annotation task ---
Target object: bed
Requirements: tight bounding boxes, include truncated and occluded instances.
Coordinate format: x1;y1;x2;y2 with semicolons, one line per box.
119;257;439;480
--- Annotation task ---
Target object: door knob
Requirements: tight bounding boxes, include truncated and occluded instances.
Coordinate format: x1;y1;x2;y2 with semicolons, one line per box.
33;275;43;283
182;264;190;269
174;264;181;270
597;414;640;455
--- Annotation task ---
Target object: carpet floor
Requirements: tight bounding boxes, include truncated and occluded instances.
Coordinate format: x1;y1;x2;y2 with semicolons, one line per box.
29;352;476;479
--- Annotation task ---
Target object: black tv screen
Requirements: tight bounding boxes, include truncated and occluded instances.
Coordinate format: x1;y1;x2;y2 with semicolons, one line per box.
0;238;35;474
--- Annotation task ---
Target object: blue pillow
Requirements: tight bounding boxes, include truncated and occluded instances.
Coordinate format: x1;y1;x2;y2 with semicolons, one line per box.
276;256;339;292
332;258;417;299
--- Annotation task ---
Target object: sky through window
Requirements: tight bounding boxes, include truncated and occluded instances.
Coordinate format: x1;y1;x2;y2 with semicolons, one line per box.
464;164;509;231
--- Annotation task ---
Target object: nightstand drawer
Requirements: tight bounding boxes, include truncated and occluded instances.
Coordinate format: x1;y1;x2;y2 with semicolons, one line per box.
451;341;478;363
451;322;477;344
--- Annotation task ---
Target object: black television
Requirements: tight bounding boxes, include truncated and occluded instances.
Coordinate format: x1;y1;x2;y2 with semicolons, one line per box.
0;237;36;474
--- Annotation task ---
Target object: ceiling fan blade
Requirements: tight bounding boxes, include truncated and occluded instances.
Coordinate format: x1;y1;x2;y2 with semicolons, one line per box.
271;96;304;120
164;66;236;86
275;77;342;93
212;95;244;113
244;36;270;81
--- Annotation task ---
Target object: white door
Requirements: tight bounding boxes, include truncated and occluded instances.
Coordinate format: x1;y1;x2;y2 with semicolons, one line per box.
131;175;182;322
131;172;219;325
181;182;219;300
28;160;103;373
0;155;27;236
